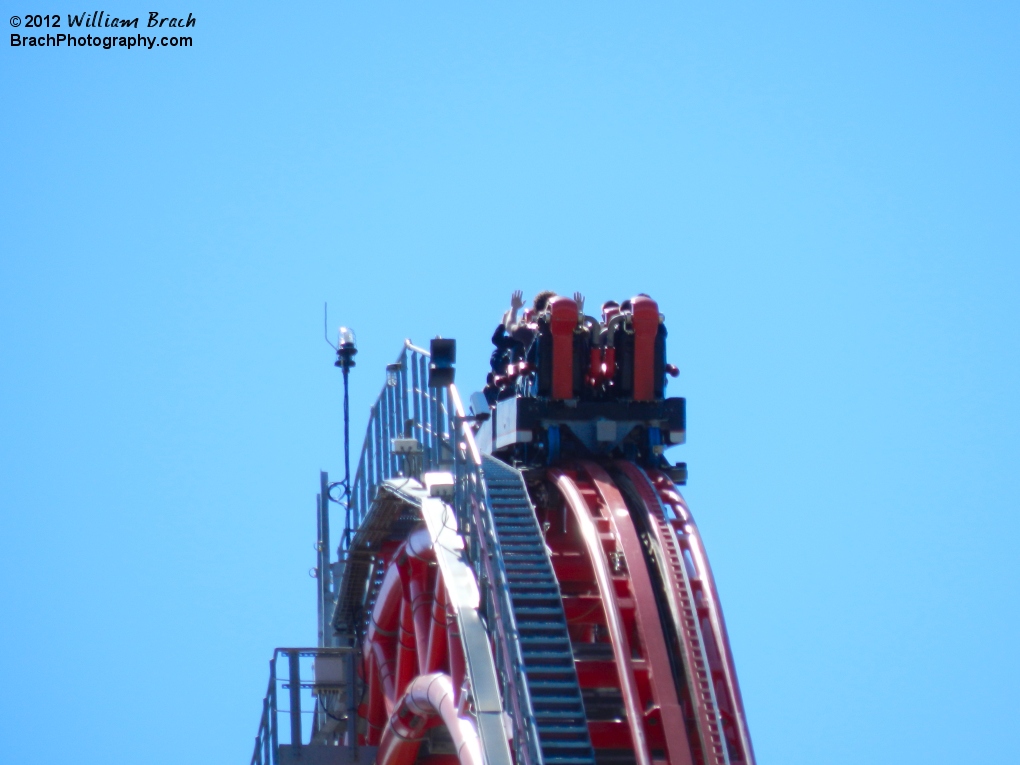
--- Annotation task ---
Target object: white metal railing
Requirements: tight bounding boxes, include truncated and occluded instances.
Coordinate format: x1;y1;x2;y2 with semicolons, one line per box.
345;341;456;548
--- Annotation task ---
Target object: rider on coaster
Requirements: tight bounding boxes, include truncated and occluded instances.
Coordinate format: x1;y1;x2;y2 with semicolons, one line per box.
486;290;557;404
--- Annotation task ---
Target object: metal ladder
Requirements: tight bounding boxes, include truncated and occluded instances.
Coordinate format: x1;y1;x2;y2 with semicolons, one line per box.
481;457;596;765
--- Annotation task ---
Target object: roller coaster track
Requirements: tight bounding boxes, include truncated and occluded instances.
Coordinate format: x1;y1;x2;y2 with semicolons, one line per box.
250;339;754;765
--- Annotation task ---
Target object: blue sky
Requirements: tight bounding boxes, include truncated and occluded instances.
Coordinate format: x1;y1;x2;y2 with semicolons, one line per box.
1;2;1018;763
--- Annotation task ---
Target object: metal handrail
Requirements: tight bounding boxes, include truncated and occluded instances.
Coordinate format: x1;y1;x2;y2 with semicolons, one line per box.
446;388;541;765
250;655;276;765
250;647;358;765
344;341;456;551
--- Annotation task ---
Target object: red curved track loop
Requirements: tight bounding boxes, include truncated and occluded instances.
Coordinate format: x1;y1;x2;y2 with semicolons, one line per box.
536;462;754;765
546;463;694;765
362;527;482;765
616;464;756;765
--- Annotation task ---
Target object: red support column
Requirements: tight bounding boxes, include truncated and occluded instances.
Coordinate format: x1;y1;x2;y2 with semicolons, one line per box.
425;575;449;674
395;597;417;699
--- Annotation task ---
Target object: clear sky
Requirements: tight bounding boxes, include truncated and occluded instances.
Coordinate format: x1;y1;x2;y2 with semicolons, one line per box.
1;2;1018;763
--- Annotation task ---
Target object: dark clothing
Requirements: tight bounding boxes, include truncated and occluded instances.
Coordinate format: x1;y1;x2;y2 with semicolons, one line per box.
490;324;519;373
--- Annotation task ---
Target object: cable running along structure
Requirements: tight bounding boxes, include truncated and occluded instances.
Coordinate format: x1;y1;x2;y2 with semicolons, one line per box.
250;294;755;765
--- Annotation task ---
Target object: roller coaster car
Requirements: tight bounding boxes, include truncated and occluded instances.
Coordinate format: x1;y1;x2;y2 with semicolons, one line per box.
475;295;685;477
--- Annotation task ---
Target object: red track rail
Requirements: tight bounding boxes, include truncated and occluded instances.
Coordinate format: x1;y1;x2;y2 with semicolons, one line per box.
549;463;695;765
620;465;756;765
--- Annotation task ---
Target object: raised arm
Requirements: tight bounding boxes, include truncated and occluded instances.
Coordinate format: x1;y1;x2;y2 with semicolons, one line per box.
504;289;525;329
572;291;585;316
